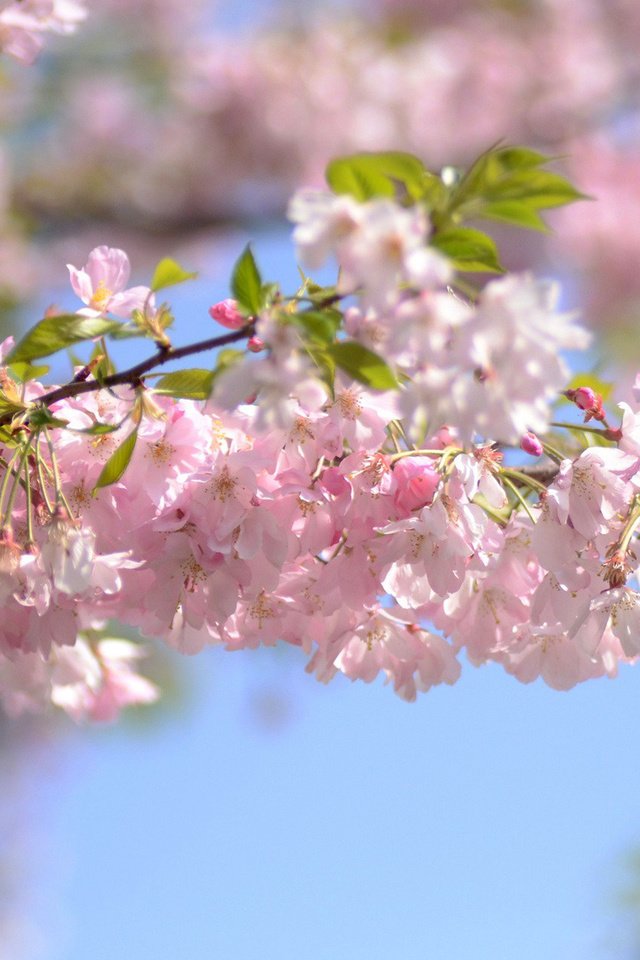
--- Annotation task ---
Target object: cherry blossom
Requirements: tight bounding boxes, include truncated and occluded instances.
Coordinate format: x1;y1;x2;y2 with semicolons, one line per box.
67;245;153;319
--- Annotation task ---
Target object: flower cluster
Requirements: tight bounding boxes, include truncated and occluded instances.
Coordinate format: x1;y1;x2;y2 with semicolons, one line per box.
0;180;637;724
0;7;636;722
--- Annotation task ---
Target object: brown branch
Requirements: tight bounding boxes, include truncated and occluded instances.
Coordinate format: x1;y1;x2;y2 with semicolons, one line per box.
508;463;560;486
21;324;254;417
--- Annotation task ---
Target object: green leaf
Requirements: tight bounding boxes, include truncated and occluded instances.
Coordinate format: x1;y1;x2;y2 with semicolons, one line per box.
447;145;587;227
0;397;26;421
75;422;121;436
478;201;549;232
28;408;68;429
327;341;398;390
487;146;550;171
8;315;120;364
0;426;17;447
326;151;428;202
420;172;449;214
8;361;50;382
431;227;504;273
293;309;342;346
94;429;138;490
150;257;197;292
109;324;146;340
260;282;280;309
231;245;263;316
153;368;215;401
306;347;336;395
482;169;587;209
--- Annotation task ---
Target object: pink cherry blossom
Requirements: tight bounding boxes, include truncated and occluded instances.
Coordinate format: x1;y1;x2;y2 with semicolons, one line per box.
67;245;153;319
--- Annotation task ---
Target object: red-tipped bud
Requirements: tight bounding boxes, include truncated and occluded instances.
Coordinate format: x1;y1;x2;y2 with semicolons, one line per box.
247;335;265;353
574;386;597;410
208;298;246;330
565;386;605;422
520;431;544;457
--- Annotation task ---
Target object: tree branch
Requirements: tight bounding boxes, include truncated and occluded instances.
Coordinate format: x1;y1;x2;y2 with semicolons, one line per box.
23;324;254;416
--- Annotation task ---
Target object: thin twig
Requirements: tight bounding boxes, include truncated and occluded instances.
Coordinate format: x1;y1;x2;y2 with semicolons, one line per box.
3;325;254;424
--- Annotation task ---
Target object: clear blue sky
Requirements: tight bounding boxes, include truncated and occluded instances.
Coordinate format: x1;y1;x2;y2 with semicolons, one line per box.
35;646;640;960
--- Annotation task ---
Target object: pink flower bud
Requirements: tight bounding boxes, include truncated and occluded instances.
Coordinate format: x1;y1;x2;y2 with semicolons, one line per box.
208;298;246;330
520;431;543;457
247;335;265;353
393;457;440;513
573;387;597;411
565;385;605;422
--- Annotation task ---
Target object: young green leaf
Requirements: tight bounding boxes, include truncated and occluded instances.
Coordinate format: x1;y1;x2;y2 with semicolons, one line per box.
75;422;121;436
447;144;588;228
478;201;549;232
0;397;27;421
8;361;50;383
8;315;120;364
231;244;263;316
306;347;336;395
293;309;342;346
27;407;68;429
431;227;504;273
327;341;398;390
326;151;428;202
153;368;215;401
94;429;138;490
150;257;197;292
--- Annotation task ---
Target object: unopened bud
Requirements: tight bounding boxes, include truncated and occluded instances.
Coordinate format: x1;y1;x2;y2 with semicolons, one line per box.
247;335;265;353
574;387;597;410
565;386;605;422
520;431;543;457
209;298;246;330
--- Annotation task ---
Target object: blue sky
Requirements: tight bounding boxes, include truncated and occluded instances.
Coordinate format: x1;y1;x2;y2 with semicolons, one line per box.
34;644;640;960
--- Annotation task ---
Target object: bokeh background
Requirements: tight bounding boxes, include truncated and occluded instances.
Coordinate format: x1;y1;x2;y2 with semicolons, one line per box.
2;1;640;956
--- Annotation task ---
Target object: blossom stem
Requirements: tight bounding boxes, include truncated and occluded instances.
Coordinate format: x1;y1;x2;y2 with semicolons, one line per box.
23;455;34;546
501;474;536;523
541;440;564;464
2;442;31;528
550;421;613;438
619;496;640;555
34;437;54;515
0;446;23;527
500;467;547;494
44;429;64;507
386;423;403;455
